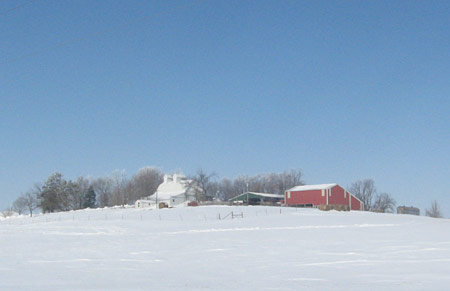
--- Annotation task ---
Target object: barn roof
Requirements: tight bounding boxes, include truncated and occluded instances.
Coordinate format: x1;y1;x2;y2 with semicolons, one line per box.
287;183;337;192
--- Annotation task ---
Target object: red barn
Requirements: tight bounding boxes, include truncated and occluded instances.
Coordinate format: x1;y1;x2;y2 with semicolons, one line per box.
284;183;364;211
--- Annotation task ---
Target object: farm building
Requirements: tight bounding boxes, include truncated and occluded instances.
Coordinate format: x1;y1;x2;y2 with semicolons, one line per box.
397;206;420;216
285;184;364;211
135;174;197;208
228;192;284;205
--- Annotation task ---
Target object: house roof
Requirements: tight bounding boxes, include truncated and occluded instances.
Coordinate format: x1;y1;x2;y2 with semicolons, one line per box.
287;183;337;192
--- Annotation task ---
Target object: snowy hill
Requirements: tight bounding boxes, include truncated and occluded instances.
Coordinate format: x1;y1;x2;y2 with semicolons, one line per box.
1;206;450;290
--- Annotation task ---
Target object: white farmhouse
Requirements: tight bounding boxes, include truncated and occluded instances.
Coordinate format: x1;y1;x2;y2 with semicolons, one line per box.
135;174;197;208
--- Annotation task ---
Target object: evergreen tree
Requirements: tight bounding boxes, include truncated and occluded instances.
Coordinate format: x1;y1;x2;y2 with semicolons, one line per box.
38;173;68;213
83;186;97;208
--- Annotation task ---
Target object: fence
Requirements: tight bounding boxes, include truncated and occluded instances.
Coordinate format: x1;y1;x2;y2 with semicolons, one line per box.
0;206;304;226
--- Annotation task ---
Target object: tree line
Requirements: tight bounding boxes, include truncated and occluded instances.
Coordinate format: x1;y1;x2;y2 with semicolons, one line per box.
188;168;304;202
3;167;444;219
10;167;164;215
7;168;304;216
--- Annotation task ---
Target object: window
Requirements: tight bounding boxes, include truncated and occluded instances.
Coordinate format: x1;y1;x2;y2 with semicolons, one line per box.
287;192;291;199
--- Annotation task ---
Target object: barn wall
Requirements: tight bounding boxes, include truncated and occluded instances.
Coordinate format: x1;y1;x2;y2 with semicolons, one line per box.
286;184;364;210
286;189;326;206
328;185;349;205
350;195;362;210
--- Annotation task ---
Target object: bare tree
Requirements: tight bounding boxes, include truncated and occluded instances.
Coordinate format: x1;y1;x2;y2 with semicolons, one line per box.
129;167;163;202
248;175;268;193
74;177;91;209
189;168;217;201
372;193;396;213
111;170;129;206
276;169;304;194
12;196;27;215
218;178;234;200
62;176;92;210
92;177;113;207
1;207;15;218
227;169;304;197
23;189;39;217
214;169;304;201
426;200;443;218
349;179;376;211
208;181;220;200
65;180;82;210
233;175;249;195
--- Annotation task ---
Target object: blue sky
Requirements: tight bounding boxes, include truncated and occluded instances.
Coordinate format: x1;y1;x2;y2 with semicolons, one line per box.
1;0;449;215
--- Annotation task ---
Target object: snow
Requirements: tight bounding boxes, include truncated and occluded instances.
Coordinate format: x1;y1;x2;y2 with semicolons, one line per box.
230;192;284;199
287;183;337;191
244;192;284;198
1;206;450;290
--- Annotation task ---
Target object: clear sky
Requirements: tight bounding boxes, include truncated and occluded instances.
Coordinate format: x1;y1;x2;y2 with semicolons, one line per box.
1;0;449;215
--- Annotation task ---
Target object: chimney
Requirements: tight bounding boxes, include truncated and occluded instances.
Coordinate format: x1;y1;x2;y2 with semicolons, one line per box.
163;175;170;184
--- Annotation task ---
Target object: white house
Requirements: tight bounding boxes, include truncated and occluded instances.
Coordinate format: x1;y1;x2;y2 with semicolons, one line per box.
135;174;197;208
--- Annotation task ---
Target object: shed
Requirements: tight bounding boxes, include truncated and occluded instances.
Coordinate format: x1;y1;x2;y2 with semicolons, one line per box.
228;192;284;205
397;206;420;216
285;184;364;211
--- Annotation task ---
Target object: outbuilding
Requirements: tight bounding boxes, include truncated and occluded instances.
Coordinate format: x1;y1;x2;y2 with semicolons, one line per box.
397;206;420;216
228;192;284;205
284;183;363;211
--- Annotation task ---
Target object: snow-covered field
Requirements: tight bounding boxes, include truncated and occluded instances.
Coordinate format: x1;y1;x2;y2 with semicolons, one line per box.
1;206;450;290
